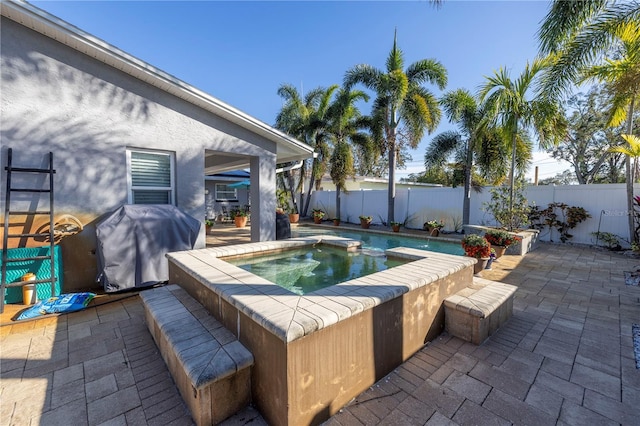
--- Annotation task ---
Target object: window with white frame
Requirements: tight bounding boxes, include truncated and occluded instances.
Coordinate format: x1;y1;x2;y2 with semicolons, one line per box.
126;149;175;205
215;184;237;201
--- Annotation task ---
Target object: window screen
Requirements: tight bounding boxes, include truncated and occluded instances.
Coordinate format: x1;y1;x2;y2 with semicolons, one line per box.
127;149;175;205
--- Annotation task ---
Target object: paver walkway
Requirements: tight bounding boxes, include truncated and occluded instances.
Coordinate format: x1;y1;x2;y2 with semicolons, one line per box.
327;243;640;425
1;238;639;425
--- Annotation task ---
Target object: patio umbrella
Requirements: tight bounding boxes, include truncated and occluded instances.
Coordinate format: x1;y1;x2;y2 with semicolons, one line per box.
228;180;250;188
228;180;251;208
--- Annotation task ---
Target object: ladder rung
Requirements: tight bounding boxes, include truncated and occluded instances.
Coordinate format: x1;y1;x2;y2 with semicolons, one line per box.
6;233;52;238
10;188;51;193
3;256;52;263
5;278;57;287
8;211;51;215
5;167;56;173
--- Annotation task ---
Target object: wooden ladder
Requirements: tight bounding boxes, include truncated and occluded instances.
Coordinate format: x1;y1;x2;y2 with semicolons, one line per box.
1;148;57;313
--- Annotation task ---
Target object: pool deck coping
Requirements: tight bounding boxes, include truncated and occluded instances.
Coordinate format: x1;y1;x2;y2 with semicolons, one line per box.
166;235;475;343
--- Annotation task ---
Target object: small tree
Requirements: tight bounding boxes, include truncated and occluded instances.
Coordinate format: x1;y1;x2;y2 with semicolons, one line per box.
482;180;530;231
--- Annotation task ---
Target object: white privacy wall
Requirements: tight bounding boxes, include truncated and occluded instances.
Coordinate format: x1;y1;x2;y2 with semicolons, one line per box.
310;183;638;246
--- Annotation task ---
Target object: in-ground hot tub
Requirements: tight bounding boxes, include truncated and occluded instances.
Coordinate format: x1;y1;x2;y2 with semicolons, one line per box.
167;235;475;425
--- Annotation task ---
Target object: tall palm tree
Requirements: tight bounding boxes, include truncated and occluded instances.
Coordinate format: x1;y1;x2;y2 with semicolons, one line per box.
479;59;566;230
344;31;447;224
327;88;370;221
426;89;534;225
539;0;640;242
275;84;338;216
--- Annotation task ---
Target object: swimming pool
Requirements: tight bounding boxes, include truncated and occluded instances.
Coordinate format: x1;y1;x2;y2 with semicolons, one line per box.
226;244;408;295
292;226;465;255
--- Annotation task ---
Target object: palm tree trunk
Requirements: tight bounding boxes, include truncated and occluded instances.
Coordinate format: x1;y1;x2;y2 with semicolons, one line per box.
387;111;397;225
625;98;636;244
336;186;341;220
508;121;518;231
302;158;316;217
388;138;396;225
463;139;472;225
285;170;298;214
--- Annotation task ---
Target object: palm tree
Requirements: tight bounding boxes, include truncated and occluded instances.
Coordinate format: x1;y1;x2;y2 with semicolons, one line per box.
426;94;478;225
327;88;370;221
344;31;447;224
538;0;640;242
426;89;514;225
275;84;338;216
479;59;566;230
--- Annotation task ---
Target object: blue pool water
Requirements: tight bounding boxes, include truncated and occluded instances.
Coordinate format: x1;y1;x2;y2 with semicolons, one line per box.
291;226;464;256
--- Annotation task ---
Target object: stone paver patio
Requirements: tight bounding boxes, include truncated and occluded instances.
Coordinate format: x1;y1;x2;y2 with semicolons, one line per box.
1;227;639;425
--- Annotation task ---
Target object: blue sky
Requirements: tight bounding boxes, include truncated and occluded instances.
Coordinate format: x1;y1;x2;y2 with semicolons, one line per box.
32;0;570;181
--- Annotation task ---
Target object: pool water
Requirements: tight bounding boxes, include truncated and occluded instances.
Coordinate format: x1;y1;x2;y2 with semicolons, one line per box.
292;227;464;255
226;245;408;295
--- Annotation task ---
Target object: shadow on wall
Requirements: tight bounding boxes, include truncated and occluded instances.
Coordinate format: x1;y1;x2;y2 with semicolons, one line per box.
1;19;222;288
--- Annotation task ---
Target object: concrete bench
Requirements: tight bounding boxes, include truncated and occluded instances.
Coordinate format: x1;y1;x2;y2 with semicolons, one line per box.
444;278;517;345
140;285;253;426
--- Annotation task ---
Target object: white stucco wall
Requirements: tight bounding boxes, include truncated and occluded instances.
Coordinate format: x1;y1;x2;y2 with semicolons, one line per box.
1;17;278;288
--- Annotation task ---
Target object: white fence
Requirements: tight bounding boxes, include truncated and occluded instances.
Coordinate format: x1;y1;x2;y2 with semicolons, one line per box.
310;183;638;247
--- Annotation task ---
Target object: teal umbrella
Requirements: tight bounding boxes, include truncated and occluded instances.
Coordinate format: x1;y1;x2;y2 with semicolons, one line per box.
228;180;250;188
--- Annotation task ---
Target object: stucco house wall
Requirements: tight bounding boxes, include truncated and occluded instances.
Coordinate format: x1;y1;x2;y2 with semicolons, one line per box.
0;3;310;291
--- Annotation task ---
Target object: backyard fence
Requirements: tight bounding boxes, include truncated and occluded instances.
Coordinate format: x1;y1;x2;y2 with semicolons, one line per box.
310;183;638;247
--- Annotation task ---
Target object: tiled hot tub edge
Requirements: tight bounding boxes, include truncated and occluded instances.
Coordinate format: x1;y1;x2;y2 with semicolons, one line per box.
166;238;476;425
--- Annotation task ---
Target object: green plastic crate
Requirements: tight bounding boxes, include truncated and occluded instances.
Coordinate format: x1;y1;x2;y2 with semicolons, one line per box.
2;245;62;304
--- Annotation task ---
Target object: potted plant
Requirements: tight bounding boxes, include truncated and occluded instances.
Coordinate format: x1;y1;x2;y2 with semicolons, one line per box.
423;219;444;236
484;229;520;258
390;221;401;232
312;209;325;224
204;219;214;235
461;234;492;274
231;208;249;228
288;206;299;224
359;215;372;229
332;218;340;226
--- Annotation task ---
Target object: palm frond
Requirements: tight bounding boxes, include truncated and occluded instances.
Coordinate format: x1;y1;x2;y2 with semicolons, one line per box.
538;0;608;54
610;134;640;157
425;131;462;168
406;59;448;90
344;64;383;91
539;3;640;101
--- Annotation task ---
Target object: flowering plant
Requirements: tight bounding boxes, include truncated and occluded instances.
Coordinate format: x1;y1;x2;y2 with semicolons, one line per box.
461;234;492;258
484;229;520;248
390;221;402;226
424;219;444;229
312;209;326;219
359;215;372;222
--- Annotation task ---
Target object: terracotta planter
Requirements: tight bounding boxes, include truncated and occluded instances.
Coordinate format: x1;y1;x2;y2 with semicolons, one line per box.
333;219;340;226
391;225;400;233
473;258;490;274
234;216;248;228
426;226;440;237
493;245;507;259
288;213;299;224
360;220;371;229
313;216;322;224
205;225;213;235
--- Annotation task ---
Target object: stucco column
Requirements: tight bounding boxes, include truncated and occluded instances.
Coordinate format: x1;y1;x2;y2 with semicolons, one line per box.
250;154;276;242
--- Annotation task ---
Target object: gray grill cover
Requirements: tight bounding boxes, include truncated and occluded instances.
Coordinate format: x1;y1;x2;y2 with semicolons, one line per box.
96;205;200;292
